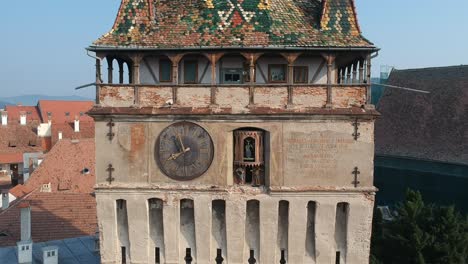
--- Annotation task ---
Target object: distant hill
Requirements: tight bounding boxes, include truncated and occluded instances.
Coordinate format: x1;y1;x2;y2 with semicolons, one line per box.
0;94;93;107
0;101;11;109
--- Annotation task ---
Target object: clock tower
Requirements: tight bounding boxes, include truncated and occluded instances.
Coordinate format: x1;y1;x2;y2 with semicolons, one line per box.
88;0;379;263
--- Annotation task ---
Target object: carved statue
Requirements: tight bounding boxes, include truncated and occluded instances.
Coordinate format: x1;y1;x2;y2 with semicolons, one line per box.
251;167;263;187
235;167;246;184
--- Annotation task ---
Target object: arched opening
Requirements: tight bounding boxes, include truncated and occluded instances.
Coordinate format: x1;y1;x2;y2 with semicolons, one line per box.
245;200;260;263
116;199;130;264
255;53;288;84
179;54;211;85
180;199;196;262
140;55;173;85
305;201;317;262
211;200;227;261
217;53;249;84
148;198;165;264
335;202;349;264
233;127;268;186
293;54;328;85
277;200;289;263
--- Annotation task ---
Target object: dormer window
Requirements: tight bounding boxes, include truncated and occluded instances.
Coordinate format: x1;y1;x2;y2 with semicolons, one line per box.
268;64;287;83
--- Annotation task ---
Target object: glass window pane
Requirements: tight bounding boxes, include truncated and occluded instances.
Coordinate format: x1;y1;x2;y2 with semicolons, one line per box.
160;60;172;82
294;66;308;83
269;65;286;82
233;74;240;82
184;61;197;83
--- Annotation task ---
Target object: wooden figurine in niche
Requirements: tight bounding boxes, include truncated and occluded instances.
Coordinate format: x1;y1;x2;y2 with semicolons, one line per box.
233;129;265;186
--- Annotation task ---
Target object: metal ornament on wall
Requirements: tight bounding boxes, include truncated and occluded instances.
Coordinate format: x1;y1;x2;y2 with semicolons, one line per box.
352;118;360;140
107;119;115;141
234;130;265;186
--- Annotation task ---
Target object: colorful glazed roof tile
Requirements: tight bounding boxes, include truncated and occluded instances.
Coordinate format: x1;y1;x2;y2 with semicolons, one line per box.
92;0;375;49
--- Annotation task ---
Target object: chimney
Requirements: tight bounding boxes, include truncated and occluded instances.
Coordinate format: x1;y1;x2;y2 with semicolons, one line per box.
17;240;33;264
74;115;80;132
17;201;32;264
1;190;9;210
1;111;7;126
42;246;59;264
58;131;63;140
20;111;27;126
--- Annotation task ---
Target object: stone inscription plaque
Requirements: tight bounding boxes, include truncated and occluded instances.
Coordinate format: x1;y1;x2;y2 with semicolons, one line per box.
285;131;360;185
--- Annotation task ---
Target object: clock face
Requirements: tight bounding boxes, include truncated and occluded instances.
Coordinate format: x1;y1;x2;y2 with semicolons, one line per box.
156;122;214;180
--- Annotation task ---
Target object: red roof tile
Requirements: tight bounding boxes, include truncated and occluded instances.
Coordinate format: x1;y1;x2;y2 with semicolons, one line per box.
0;192;97;247
25;139;95;194
376;65;468;165
50;122;95;146
0;139;97;246
0;123;43;164
37;100;94;124
3;105;41;123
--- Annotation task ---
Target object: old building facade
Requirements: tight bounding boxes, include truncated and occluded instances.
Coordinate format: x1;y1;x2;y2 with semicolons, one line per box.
89;0;379;263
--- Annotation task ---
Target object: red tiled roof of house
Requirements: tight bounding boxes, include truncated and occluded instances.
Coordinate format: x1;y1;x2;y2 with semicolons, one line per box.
50;122;95;147
0;123;43;164
376;65;468;165
25;139;95;193
0;139;97;246
3;105;41;123
8;184;34;199
0;192;97;247
37;100;94;123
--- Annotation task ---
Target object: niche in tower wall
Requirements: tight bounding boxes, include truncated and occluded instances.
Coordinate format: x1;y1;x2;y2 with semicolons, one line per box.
234;130;265;186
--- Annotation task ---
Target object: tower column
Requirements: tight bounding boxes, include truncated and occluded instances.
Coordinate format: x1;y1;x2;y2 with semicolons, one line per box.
259;199;279;264
315;201;337;264
323;54;336;108
127;198;149;264
163;197;180;264
107;57;114;84
226;199;247;264
287;199;308;264
194;196;212;264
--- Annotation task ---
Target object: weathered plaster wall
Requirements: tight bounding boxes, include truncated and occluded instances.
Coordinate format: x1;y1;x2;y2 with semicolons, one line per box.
95;190;375;264
95;120;374;188
98;85;366;110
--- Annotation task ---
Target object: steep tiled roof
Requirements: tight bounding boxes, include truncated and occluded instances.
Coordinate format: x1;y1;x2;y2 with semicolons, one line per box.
0;139;97;246
25;139;95;193
50;122;95;146
0;123;42;164
37;100;94;123
0;193;97;247
375;65;468;165
92;0;374;49
3;106;41;123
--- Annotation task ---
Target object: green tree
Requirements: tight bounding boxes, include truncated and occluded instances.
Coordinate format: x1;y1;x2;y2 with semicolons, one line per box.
371;189;468;264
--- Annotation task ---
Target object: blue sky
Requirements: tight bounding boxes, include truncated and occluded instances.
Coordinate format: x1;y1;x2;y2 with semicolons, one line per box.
0;0;467;98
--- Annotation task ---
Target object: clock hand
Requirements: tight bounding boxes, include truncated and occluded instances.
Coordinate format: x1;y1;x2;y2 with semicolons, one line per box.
165;147;191;162
177;134;186;150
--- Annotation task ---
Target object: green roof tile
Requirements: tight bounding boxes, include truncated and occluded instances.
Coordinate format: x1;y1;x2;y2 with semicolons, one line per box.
92;0;374;49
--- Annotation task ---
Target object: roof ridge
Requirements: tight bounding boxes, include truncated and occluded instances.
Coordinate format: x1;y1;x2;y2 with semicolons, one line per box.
393;65;468;72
